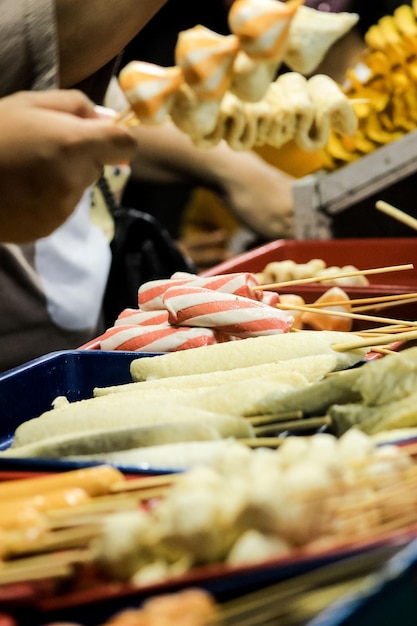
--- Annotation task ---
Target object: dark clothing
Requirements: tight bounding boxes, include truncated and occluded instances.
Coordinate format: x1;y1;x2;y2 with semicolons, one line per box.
120;0;231;238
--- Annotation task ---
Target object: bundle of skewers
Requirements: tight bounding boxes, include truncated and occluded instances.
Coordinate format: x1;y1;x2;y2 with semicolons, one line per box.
115;0;360;152
2;431;417;622
96;258;417;353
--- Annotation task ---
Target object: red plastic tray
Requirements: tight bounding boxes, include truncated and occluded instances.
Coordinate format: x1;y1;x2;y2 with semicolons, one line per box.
201;238;417;287
201;238;417;324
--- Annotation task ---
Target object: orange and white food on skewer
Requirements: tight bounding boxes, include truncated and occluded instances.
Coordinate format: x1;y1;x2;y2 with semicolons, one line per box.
174;25;240;101
118;61;184;124
117;2;359;150
300;286;353;332
228;0;302;101
171;25;240;137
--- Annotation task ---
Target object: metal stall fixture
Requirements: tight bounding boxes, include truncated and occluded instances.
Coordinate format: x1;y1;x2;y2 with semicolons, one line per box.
293;128;417;239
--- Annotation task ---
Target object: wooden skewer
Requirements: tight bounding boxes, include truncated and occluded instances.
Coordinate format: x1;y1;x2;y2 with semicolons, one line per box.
332;328;417;351
358;324;414;334
0;549;92;585
240;438;286;448
246;411;303;426
307;292;417;309
253;263;414;291
221;542;405;625
110;473;181;493
276;301;417;327
376;200;417;232
354;296;417;313
114;107;138;125
254;416;331;436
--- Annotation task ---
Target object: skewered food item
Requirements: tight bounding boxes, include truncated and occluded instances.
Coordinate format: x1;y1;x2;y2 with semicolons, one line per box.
102;270;290;353
129;330;369;380
282;6;359;74
229;0;301;63
2;421;224;459
90;430;416;585
118;61;183;124
228;0;302;101
100;324;218;352
162;285;293;337
189;73;358;151
256;259;370;286
114;309;169;326
174;25;240;101
102;588;220;626
138;271;264;310
68;439;252;471
94;353;339;396
0;465;123;501
242;346;417;437
300;286;352;332
117;1;359;151
9;400;254;448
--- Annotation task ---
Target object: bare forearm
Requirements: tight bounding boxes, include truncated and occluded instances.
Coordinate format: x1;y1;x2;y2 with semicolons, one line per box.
56;0;167;88
129;121;296;239
129;121;231;186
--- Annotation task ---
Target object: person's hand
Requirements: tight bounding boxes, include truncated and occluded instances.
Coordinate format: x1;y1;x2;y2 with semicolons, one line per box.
214;150;296;240
0;90;137;243
177;229;234;272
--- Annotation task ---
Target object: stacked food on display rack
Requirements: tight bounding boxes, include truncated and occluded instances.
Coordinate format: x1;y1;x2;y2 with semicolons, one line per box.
3;1;417;625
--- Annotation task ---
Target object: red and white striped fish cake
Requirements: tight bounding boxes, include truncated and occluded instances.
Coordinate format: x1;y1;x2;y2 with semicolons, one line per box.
260;290;280;307
138;272;263;310
115;308;169;327
100;324;218;352
163;286;293;338
138;277;195;311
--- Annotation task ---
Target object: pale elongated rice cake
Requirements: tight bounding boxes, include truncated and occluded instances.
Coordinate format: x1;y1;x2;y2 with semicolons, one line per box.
67;439;251;470
2;421;221;459
92;376;308;418
95;353;338;396
11;401;254;447
130;330;368;381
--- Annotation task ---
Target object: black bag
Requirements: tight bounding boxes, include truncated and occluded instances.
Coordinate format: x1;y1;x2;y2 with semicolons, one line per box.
98;176;195;327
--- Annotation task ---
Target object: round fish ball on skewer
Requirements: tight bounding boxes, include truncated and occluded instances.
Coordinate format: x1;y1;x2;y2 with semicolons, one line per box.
273;460;338;545
274;436;311;469
93;509;152;580
227;529;291;566
338;429;376;465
